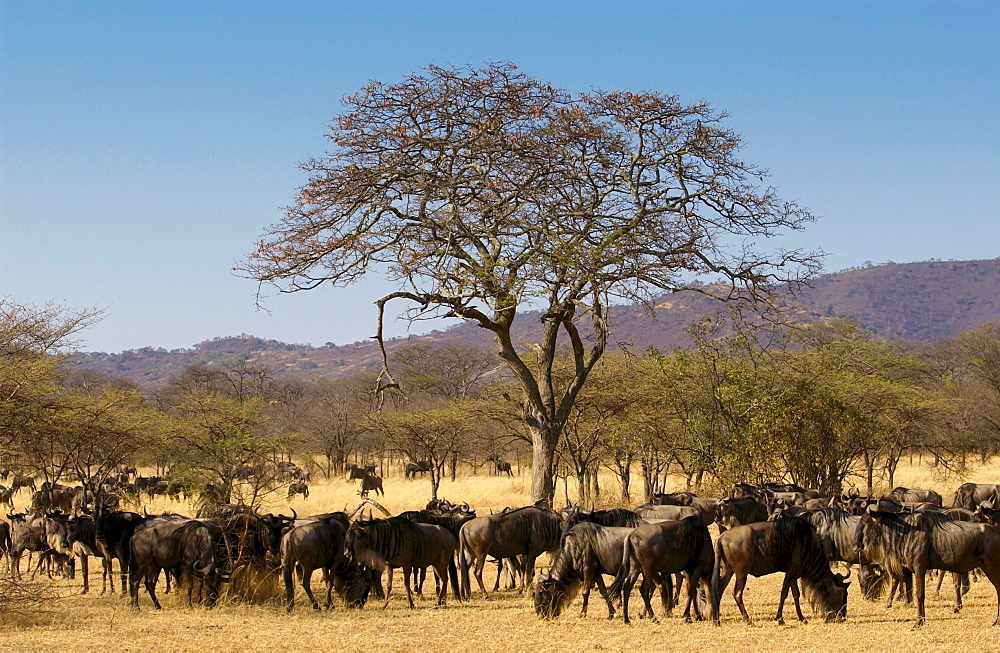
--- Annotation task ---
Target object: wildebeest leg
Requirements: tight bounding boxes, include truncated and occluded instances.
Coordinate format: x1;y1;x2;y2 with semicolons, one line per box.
521;554;539;594
80;555;89;594
659;571;674;616
934;569;945;597
434;562;448;605
776;574;793;624
383;567;394;609
733;572;751;623
790;578;806;622
474;553;490;599
145;566;162;610
491;559;502;592
402;565;415;609
593;573;615;620
952;571;964;613
672;572;683;607
580;566;594;617
621;566;641;624
913;564;927;628
323;567;334;610
303;566;321;610
682;571;698;622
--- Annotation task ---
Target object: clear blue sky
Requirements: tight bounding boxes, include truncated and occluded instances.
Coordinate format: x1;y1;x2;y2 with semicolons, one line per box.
1;1;997;353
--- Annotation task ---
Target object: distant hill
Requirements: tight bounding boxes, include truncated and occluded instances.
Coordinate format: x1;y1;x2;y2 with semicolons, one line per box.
74;258;1000;386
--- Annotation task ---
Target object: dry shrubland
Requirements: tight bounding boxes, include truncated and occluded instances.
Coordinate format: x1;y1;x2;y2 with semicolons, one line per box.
2;460;999;651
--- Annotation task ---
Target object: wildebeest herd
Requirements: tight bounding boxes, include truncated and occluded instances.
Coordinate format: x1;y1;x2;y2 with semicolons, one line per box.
2;471;999;630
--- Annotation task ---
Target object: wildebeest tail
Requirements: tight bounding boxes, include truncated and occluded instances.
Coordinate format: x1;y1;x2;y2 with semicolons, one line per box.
710;536;726;624
458;527;470;600
282;539;295;611
606;535;632;598
448;556;461;601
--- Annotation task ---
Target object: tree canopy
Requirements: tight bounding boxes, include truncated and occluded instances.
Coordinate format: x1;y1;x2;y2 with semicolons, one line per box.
241;63;821;504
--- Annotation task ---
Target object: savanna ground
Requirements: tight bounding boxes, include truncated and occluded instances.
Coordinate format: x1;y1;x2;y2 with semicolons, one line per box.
3;459;999;651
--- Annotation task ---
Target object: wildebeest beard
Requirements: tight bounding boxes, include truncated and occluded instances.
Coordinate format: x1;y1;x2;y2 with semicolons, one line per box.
533;554;583;619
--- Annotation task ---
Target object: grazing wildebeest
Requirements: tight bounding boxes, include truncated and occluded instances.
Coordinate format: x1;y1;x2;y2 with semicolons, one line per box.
129;518;229;610
346;516;459;609
281;516;373;611
348;464;376;481
711;515;850;624
953;483;1000;510
607;515;715;624
359;473;383;497
288;482;310;499
209;509;295;572
404;461;432;479
94;504;148;595
714;496;770;530
889;486;943;507
855;505;1000;626
459;505;562;600
534;522;634;619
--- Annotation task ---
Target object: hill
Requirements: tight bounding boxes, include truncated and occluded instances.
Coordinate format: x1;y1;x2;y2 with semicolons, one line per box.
74;258;1000;386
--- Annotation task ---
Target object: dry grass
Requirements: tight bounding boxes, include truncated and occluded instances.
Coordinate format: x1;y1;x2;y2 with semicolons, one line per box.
2;460;999;651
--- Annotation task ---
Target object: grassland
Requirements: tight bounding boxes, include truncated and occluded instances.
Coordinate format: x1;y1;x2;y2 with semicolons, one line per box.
2;460;999;651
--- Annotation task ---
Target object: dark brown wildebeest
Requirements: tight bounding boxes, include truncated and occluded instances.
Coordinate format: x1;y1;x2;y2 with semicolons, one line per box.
397;501;477;596
0;518;10;559
534;522;634;619
714;496;769;531
359;473;383;498
348;464;376;481
889;486;943;507
129;518;229;610
974;500;999;526
209;509;295;573
93;504;148;595
288;482;310;499
44;511;114;594
346;515;459;609
561;507;644;538
9;513;74;580
459;505;562;600
952;483;1000;510
10;473;36;494
607;515;714;624
711;515;850;625
281;516;373;611
495;460;513;476
856;505;1000;626
404;461;432;479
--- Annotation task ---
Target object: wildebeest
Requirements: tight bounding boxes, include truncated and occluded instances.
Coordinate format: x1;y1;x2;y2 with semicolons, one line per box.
534;522;633;619
607;515;715;624
398;501;477;594
348;464;376;481
953;483;1000;510
404;461;432;479
94;504;148;595
889;486;943;507
855;505;1000;626
359;473;383;497
281;515;373;611
43;511;115;594
10;473;37;494
494;460;513;476
0;518;10;559
346;515;459;609
129;518;229;609
561;507;644;538
288;482;310;499
459;505;562;600
711;515;850;624
8;512;75;580
714;496;770;531
649;493;720;523
0;485;14;508
209;509;295;572
634;503;699;522
974;500;999;526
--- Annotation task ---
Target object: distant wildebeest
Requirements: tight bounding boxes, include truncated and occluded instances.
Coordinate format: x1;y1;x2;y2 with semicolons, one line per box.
347;464;376;481
711;515;850;625
346;515;459;609
281;515;373;611
714;496;770;531
10;473;37;494
494;460;513;476
534;522;633;619
888;486;943;507
0;485;14;508
560;506;644;539
288;482;310;500
608;515;715;624
404;461;432;479
953;483;1000;510
459;505;562;600
0;518;10;559
359;473;383;498
129;518;229;610
855;505;1000;626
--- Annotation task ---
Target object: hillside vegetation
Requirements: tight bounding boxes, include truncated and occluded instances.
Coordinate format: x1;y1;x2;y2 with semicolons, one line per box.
75;258;1000;386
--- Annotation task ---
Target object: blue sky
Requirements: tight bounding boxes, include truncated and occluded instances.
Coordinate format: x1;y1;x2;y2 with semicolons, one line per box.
1;1;997;352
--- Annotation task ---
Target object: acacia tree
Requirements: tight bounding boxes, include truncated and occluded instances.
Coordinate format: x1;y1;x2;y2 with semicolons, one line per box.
242;63;819;504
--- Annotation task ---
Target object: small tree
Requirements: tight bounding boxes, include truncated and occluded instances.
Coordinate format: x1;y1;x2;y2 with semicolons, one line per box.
242;63;819;505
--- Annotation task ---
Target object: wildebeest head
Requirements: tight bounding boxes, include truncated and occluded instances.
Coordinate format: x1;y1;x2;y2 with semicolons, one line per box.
532;569;581;620
333;557;376;608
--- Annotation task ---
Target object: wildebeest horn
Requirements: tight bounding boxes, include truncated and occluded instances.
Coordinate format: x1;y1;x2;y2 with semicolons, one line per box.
461;502;470;512
142;506;149;517
289;507;297;521
866;503;878;514
841;565;852;580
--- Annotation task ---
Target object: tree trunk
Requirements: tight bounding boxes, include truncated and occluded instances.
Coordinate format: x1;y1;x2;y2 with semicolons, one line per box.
529;426;559;507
